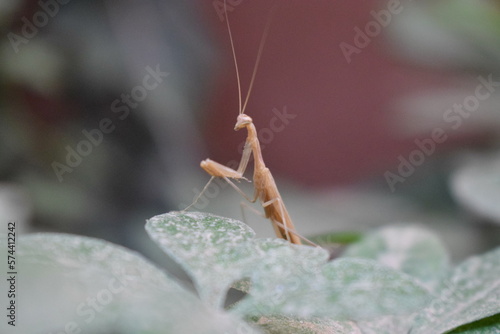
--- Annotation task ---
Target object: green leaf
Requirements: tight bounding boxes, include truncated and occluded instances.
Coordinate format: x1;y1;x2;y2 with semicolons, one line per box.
309;231;363;246
451;155;500;224
233;258;430;320
148;212;429;321
434;0;500;45
146;211;329;308
0;233;259;334
342;225;449;291
447;313;500;334
410;247;500;334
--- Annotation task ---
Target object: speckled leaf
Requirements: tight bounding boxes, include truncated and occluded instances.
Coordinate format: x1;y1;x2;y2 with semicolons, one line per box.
146;212;328;307
146;212;330;309
342;225;449;291
233;258;430;320
146;211;256;307
410;246;500;334
253;315;361;334
0;233;258;334
451;155;500;224
355;314;416;334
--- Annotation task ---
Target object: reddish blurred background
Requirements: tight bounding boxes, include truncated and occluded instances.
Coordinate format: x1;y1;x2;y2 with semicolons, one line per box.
2;0;499;259
199;0;464;187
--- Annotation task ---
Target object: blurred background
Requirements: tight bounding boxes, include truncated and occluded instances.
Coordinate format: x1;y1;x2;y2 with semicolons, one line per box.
1;0;500;269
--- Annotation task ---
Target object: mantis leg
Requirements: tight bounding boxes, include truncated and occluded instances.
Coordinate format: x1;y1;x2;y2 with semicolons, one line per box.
239;200;265;228
261;197;292;243
223;176;259;203
239;201;300;245
199;138;257;202
182;174;257;212
181;176;215;212
236;140;252;175
261;197;319;247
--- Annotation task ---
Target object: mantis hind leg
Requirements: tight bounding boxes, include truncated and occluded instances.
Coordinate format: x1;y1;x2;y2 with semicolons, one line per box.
239;200;265;228
261;197;320;247
223;176;258;203
261;197;294;243
239;200;300;247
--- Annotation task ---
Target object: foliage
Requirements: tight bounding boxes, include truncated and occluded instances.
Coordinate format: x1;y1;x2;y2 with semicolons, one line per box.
2;212;499;333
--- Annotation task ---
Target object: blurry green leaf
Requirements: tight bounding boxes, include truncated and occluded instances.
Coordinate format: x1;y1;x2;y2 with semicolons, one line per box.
451;155;500;224
434;0;500;44
411;247;500;334
309;231;362;246
0;233;258;334
342;225;449;291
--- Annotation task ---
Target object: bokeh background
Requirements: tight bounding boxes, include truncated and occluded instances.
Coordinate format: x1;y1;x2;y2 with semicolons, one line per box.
1;0;500;269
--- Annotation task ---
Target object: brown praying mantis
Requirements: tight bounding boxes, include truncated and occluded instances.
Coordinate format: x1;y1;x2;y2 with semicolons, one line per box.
184;1;317;247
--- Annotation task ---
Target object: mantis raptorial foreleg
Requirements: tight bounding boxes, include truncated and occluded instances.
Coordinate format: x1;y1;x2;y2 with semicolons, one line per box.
182;140;256;211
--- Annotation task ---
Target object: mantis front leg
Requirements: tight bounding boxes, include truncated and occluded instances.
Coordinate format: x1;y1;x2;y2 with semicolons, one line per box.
199;139;252;179
183;138;257;210
200;138;258;201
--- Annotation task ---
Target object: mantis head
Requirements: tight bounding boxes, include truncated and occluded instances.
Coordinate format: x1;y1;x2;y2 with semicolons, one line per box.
234;114;253;131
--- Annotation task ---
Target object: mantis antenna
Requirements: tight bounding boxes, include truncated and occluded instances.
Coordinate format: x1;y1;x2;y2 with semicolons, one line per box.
224;0;277;115
224;0;242;114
